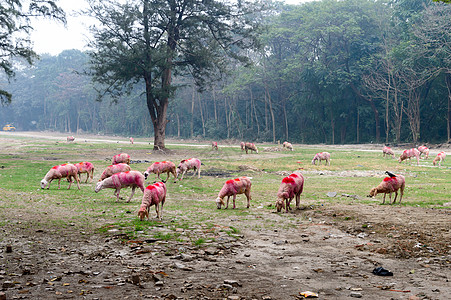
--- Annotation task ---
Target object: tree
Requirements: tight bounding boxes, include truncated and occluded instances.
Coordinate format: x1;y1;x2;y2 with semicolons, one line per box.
86;0;265;150
0;0;65;104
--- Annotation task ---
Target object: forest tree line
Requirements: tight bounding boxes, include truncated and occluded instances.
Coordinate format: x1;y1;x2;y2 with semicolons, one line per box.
0;0;450;144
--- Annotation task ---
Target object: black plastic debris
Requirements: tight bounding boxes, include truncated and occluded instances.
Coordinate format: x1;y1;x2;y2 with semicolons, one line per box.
372;266;393;276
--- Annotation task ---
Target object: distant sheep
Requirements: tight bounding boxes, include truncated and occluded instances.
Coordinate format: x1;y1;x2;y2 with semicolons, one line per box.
417;146;429;159
432;152;446;167
240;142;245;151
74;161;95;183
99;163;131;181
144;161;177;183
276;172;304;213
129;137;134;144
282;142;293;151
112;153;130;165
41;163;80;190
67;136;75;142
312;152;331;166
369;174;405;204
138;182;167;221
95;171;145;202
212;141;218;150
176;158;201;181
215;176;252;209
382;146;395;159
398;148;420;165
245;142;258;154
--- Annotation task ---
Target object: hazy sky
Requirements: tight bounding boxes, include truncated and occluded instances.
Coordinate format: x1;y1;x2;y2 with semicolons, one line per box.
30;0;313;56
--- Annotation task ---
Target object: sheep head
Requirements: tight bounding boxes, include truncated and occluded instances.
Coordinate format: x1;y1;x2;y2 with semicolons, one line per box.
94;181;103;193
138;209;149;221
215;197;225;209
368;187;377;197
275;198;285;212
40;179;48;189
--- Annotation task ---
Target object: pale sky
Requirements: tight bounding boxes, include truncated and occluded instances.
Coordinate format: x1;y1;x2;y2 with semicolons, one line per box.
30;0;313;56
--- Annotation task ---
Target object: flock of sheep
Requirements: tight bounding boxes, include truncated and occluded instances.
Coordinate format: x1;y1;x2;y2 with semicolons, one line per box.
39;140;446;221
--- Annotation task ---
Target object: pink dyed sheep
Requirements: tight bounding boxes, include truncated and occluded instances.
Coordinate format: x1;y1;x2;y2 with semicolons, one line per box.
74;161;95;183
129;137;134;144
432;152;446;167
215;176;252;209
41;163;80;190
312;152;331;166
176;158;201;180
276;172;304;213
138;182;167;221
67;136;75;142
369;175;405;204
240;142;245;151
398;148;420;165
144;161;177;183
95;171;145;202
99;163;131;181
382;146;395;159
212;141;218;150
282;142;293;151
244;142;258;154
112;153;130;165
417;146;429;159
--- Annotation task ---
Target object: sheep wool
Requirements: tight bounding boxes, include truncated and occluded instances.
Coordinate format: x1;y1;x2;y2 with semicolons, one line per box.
99;163;131;181
276;172;304;212
95;171;145;202
369;175;405;204
138;182;167;220
74;161;95;183
112;153;130;165
399;148;420;165
216;176;252;209
41;163;80;190
144;161;177;182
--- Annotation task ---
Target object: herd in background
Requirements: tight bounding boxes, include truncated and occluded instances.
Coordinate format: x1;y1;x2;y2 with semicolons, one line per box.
40;139;447;221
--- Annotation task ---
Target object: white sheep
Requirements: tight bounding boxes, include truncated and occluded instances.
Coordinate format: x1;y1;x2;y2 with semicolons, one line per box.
215;176;252;209
418;146;429;159
382;146;395;159
176;158;201;180
244;142;258;154
312;152;331;166
369;174;405;204
99;163;131;181
41;163;80;190
95;171;145;202
276;172;304;212
432;152;446;167
398;148;420;165
112;153;130;165
137;182;167;221
74;161;95;183
144;161;177;183
282;142;293;151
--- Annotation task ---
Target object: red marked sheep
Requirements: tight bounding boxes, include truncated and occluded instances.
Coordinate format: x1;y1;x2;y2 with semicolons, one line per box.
74;161;95;183
66;136;75;142
99;163;131;181
382;146;395;159
417;146;429;159
215;176;252;209
433;152;446;167
282;142;293;151
41;163;80;190
369;175;405;204
138;182;167;221
212;141;218;150
95;171;145;202
176;158;201;181
276;172;304;213
312;152;331;166
398;148;420;165
244;142;258;154
129;137;134;144
112;153;130;165
144;161;177;183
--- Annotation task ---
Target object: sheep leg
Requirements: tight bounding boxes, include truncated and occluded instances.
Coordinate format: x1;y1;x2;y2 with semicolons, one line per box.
232;194;237;209
67;176;73;189
388;192;393;205
245;190;251;208
179;171;186;181
382;193;386;204
57;178;62;189
198;166;201;178
74;173;80;190
115;189;121;202
163;172;170;183
189;168;197;179
225;196;230;209
84;173;89;183
285;198;290;213
392;191;398;204
155;203;160;220
399;187;404;204
127;186;136;203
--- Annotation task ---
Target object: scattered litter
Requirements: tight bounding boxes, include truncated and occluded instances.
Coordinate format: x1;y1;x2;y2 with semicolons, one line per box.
327;192;337;197
372;267;393;276
299;291;318;298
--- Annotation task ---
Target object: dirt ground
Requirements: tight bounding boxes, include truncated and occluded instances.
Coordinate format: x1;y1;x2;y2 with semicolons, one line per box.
0;132;450;300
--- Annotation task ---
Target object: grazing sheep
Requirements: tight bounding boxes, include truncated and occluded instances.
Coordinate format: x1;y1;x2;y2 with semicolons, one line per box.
418;146;429;159
282;142;293;151
138;182;167;221
95;171;145;202
433;152;446;167
244;142;258;154
74;161;95;183
240;142;245;151
212;141;218;150
99;163;131;181
312;152;331;166
129;137;134;144
369;174;405;204
398;148;420;165
215;176;252;209
144;161;177;183
176;158;201;181
112;153;130;165
276;172;304;213
41;163;80;190
67;136;75;142
382;146;395;159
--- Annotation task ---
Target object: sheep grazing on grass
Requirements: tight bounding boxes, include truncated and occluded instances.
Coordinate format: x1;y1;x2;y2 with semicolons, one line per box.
276;172;304;213
212;141;218;150
138;182;167;221
67;136;75;142
244;142;258;154
112;153;130;165
282;142;293;151
382;146;395;159
433;152;446;167
215;176;252;209
369;174;405;204
418;146;429;159
129;137;134;144
240;142;245;151
95;171;145;202
74;161;95;183
176;158;201;181
99;163;131;181
144;161;177;183
41;163;80;190
312;152;331;166
399;148;420;165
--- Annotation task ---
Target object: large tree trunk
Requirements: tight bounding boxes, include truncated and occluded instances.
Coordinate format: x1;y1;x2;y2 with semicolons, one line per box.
446;72;451;143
